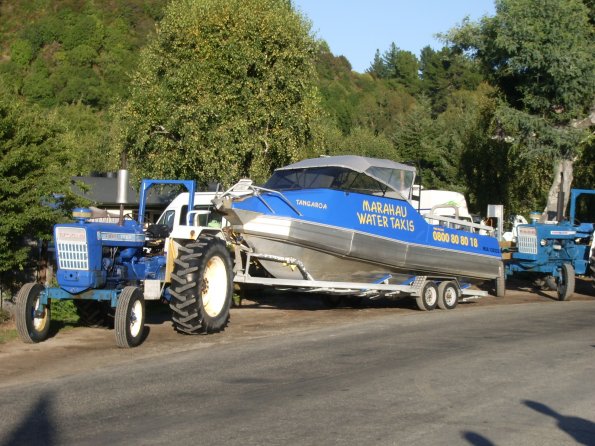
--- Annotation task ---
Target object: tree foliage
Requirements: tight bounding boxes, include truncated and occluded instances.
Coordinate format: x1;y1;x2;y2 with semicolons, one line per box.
447;0;594;158
316;43;416;138
0;1;163;109
117;0;320;186
419;46;483;115
0;82;80;282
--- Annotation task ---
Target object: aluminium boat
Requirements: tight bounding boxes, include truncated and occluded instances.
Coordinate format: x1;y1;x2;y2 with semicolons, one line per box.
216;156;503;286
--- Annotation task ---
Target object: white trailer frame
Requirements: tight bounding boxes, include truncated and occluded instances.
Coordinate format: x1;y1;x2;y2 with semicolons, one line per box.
232;248;488;301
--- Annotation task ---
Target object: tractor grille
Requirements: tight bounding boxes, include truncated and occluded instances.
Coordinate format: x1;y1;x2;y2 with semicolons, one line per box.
517;226;538;254
55;227;89;270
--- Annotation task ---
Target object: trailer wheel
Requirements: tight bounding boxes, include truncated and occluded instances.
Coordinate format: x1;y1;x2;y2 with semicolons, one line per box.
556;263;575;301
416;282;438;311
170;235;232;334
74;300;111;327
115;287;145;348
437;281;459;310
15;283;51;344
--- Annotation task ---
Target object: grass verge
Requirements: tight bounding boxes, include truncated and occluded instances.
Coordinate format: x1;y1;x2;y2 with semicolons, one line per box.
0;324;17;344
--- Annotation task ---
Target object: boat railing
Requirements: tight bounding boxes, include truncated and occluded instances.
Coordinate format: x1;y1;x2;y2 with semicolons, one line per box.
221;179;302;217
430;204;461;220
425;212;495;235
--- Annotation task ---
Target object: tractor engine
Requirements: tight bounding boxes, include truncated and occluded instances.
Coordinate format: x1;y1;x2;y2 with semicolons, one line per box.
54;209;165;294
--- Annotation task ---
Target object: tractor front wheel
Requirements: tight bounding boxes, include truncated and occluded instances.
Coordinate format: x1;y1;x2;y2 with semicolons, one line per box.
557;263;575;301
15;283;51;344
115;287;145;348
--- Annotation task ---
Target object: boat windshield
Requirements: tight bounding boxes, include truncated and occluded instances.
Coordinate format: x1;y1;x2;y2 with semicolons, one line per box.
264;166;414;200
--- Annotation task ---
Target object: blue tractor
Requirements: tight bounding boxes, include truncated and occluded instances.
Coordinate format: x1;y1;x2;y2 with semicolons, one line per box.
15;177;233;348
505;189;595;300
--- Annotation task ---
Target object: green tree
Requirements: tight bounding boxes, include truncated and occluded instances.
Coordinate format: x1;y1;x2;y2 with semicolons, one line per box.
309;115;396;163
365;43;421;94
0;83;79;289
0;2;165;110
317;43;415;142
419;46;482;115
447;0;595;217
117;0;320;186
459;95;553;216
367;49;387;79
391;96;448;188
380;43;421;94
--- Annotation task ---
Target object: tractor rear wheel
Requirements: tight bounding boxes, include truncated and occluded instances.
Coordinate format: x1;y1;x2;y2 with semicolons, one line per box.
557;263;575;301
74;300;111;327
170;235;232;334
115;287;145;348
15;283;51;344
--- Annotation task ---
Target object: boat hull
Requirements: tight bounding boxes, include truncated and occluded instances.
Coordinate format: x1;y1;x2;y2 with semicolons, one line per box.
227;208;502;283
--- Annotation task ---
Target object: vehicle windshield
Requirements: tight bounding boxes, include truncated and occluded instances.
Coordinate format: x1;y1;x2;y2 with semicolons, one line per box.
264;166;414;199
156;205;222;229
156;210;175;231
365;166;415;199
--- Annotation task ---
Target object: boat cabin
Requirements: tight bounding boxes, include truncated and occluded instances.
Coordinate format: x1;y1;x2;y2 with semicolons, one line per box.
264;155;416;201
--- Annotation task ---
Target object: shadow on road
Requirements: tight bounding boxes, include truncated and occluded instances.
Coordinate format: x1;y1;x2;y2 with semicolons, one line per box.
236;290;424;311
462;431;495;446
1;392;56;446
502;277;560;301
524;400;595;445
506;276;595;301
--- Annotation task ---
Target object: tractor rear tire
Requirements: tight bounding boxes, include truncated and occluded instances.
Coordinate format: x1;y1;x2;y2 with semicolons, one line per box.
557;263;575;301
15;283;51;344
416;282;438;311
74;300;111;328
170;235;232;334
115;287;145;348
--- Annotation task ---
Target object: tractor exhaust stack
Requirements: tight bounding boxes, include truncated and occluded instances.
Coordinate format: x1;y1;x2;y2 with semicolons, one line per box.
117;169;129;226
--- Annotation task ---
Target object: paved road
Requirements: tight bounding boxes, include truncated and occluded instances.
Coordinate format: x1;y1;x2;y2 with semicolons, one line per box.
1;300;594;446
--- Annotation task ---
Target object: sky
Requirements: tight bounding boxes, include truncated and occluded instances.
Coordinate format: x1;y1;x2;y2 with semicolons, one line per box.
292;0;496;73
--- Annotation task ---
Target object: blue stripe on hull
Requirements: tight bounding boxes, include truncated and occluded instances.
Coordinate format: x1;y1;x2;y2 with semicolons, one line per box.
231;188;501;260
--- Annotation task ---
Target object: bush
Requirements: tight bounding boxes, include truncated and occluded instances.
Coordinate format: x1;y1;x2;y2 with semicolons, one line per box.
10;39;34;66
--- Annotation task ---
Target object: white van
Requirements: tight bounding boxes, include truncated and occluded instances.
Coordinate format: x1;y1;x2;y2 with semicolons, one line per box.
155;192;224;233
411;189;473;222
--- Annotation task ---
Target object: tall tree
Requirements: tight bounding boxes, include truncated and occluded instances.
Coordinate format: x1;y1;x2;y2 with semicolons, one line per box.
391;96;447;188
116;0;320;186
447;0;595;218
0;82;78;289
419;46;482;115
367;49;387;79
382;43;421;94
